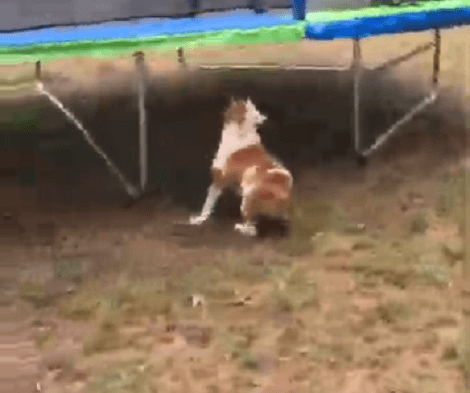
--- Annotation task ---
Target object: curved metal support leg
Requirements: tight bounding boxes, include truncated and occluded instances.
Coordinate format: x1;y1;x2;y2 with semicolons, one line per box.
354;29;440;162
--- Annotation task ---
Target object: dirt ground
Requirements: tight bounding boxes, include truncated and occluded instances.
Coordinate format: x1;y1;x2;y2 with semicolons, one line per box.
1;26;469;393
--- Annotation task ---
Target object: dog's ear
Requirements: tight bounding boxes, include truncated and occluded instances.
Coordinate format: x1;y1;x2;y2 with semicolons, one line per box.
223;97;234;120
233;101;247;126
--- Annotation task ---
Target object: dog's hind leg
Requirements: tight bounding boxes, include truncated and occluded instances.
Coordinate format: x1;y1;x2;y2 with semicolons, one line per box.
234;191;257;237
189;184;222;225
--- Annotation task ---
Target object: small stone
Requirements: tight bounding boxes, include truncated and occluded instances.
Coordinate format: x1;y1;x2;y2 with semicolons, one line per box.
192;295;205;307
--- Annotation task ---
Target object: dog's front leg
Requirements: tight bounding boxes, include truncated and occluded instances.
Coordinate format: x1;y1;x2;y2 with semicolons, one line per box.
189;183;222;225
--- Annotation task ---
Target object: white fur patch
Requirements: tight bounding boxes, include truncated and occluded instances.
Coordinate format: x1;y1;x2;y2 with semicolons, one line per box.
234;222;257;237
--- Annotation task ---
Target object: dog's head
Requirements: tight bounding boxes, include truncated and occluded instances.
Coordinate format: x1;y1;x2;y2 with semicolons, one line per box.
223;98;247;127
223;97;267;130
245;97;267;127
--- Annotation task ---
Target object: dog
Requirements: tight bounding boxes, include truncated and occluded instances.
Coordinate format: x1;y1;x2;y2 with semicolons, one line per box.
189;97;293;237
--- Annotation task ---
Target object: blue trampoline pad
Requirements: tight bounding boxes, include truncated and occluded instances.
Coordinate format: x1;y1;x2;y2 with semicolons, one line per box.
305;7;470;40
0;10;296;48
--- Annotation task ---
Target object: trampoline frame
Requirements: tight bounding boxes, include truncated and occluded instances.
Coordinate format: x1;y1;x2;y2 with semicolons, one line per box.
199;28;441;164
31;28;441;199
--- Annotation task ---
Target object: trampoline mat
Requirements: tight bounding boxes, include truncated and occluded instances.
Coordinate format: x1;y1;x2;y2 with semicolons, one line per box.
0;10;305;64
305;0;470;39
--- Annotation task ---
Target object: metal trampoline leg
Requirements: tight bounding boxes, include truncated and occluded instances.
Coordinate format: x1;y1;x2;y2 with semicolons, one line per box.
432;29;441;88
134;51;148;192
36;59;140;199
352;38;366;166
355;29;439;160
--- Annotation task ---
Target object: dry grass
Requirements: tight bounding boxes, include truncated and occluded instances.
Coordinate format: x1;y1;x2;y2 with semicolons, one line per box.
83;322;122;356
58;282;104;321
435;168;468;235
113;277;172;319
18;280;49;308
83;303;125;356
46;168;465;387
222;331;260;370
90;359;155;393
377;301;414;325
270;267;319;313
309;341;355;364
409;211;429;234
34;331;57;351
278;197;351;256
225;253;274;284
351;235;452;289
441;343;460;362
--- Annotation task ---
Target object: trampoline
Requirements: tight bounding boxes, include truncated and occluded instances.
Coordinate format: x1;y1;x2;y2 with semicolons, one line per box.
1;0;470;199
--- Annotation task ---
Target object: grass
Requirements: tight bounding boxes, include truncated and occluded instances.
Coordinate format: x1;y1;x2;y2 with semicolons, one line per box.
227;322;259;349
18;280;50;308
58;282;104;321
34;331;57;350
222;332;259;370
181;263;226;294
309;342;355;364
225;253;274;284
113;278;172;319
90;360;155;393
181;253;291;299
277;197;351;256
377;301;413;325
409;211;429;234
436;169;468;234
239;351;259;370
270;267;318;313
441;238;465;265
59;276;173;323
441;344;460;361
351;235;452;289
83;312;123;356
312;231;354;257
351;241;413;289
276;325;303;357
350;235;380;251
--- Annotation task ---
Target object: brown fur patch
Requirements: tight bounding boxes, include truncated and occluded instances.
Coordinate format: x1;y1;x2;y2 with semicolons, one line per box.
223;98;247;126
217;144;273;186
211;167;225;188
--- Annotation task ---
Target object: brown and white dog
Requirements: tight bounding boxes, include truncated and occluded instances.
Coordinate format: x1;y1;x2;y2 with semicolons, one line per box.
189;97;293;236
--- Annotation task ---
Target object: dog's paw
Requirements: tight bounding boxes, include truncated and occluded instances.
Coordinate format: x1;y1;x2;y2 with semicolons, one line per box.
234;223;257;237
189;215;206;225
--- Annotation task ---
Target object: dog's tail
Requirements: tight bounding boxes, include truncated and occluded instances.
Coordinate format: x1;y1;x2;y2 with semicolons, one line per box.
266;168;293;190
